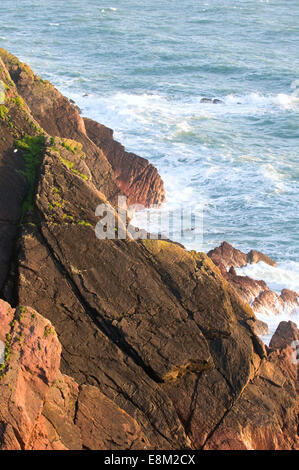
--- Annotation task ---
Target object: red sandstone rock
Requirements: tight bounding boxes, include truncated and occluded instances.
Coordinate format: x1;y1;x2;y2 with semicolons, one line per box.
226;273;267;305
269;321;299;350
84;118;166;208
75;385;150;450
207;241;247;272
0;300;154;450
280;289;299;315
253;290;284;316
255;319;270;336
0;52;298;451
204;342;299;450
0;300;61;449
247;249;277;267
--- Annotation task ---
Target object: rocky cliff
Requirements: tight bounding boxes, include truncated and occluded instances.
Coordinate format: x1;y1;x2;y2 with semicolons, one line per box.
0;50;298;450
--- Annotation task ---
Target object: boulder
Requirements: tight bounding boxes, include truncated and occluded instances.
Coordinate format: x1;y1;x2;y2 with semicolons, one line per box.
269;321;299;350
280;289;299;315
208;242;295;318
253;290;284;316
207;241;248;273
247;250;277;267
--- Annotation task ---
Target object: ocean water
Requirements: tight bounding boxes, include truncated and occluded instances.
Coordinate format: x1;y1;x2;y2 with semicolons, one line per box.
0;0;298;329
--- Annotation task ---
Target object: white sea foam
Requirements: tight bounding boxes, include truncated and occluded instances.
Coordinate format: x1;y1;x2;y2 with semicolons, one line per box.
100;7;117;13
258;308;299;346
236;261;299;294
70;91;299;141
236;261;299;344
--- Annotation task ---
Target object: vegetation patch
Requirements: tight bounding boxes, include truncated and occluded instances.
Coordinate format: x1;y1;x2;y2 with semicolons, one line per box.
61;139;83;154
0;104;8;119
59;156;88;181
0;308;22;380
15;135;46;223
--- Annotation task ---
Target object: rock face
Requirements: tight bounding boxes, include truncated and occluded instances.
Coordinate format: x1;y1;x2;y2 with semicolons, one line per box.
0;300;150;450
84;118;166;208
247;250;277;267
204;320;299;450
269;321;299;350
0;50;298;450
208;242;299;317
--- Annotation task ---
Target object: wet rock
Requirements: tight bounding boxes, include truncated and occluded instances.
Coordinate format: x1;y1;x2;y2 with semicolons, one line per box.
208;241;248;276
280;289;299;315
253;290;284;316
269;321;299;350
247;250;277;267
208;242;293;318
255;319;270;336
0;49;164;209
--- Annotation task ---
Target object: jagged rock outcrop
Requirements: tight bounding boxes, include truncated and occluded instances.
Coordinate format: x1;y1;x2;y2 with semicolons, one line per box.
269;321;299;350
0;51;298;450
208;242;299;317
84;118;166;207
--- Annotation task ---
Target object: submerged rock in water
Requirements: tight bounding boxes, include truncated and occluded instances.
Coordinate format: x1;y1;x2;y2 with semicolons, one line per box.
247;249;277;267
200;97;223;104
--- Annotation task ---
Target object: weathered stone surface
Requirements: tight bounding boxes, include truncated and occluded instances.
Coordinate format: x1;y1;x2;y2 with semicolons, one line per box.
247;249;277;267
84;118;166;208
204;344;299;450
0;299;61;449
269;321;299;350
207;241;248;274
76;385;151;450
252;290;284;316
0;49;165;210
0;56;43;292
281;289;299;314
0;48;121;207
0;300;165;450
